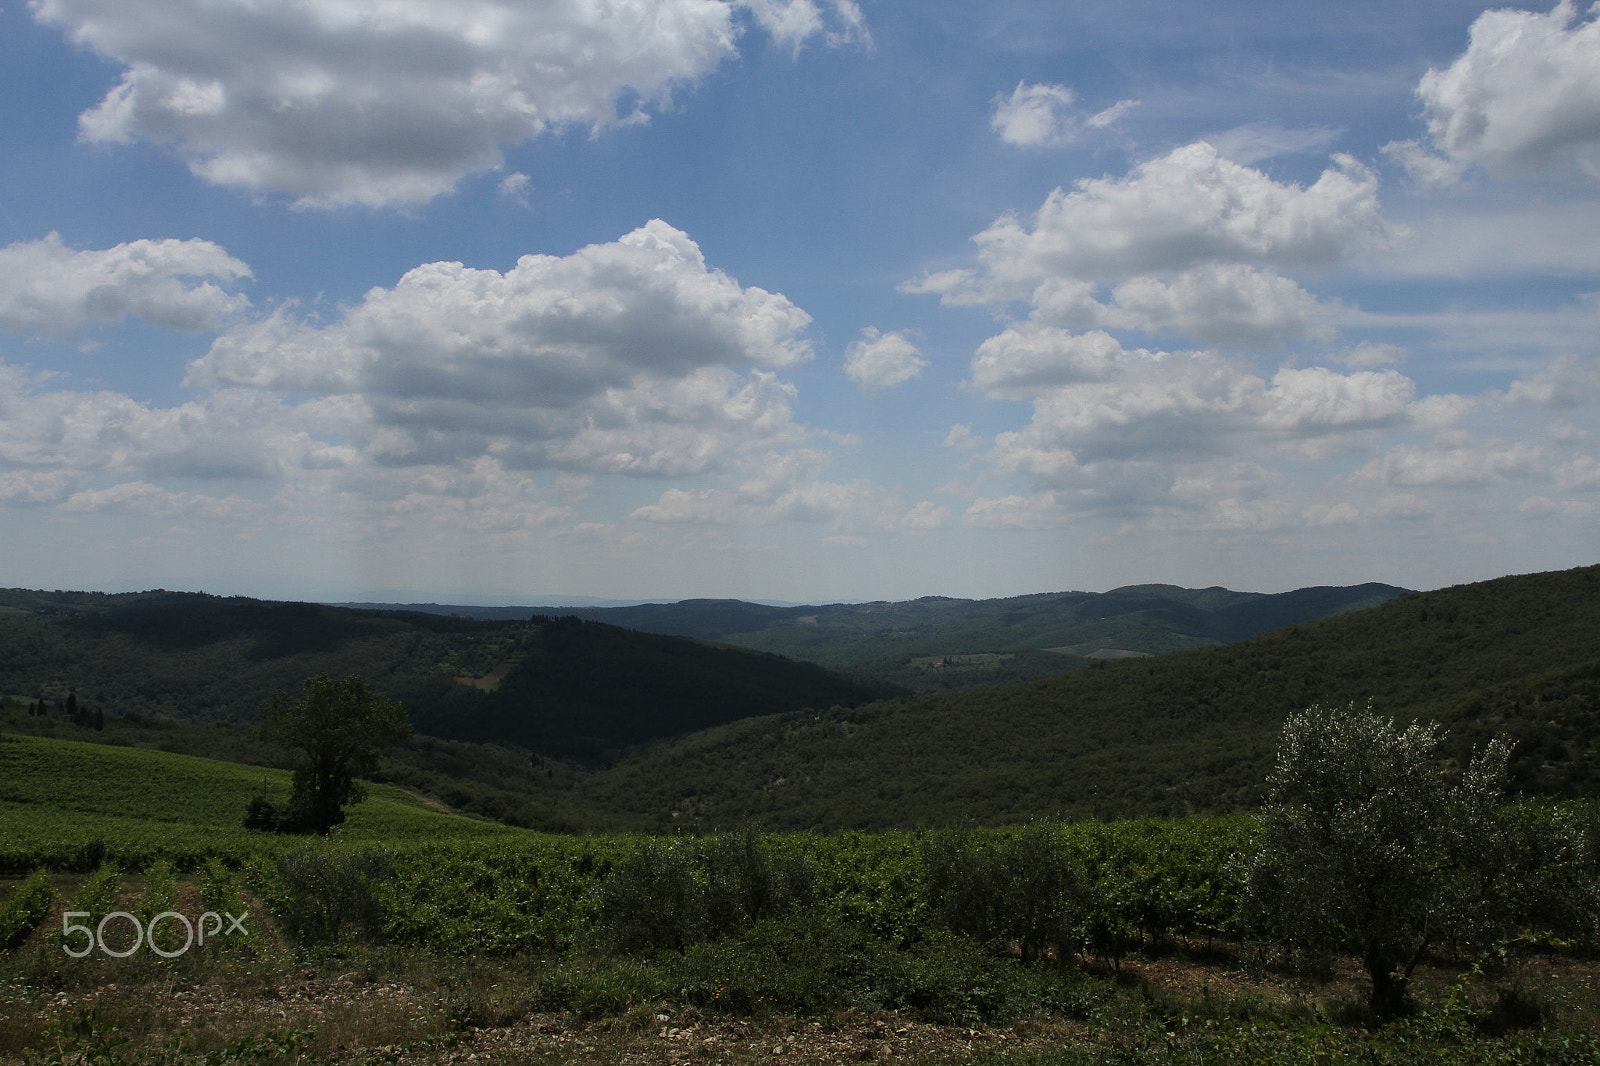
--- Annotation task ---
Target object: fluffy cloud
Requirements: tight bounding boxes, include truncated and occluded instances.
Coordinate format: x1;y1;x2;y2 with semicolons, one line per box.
0;468;82;506
975;331;1417;457
970;326;1121;400
975;332;1426;509
904;143;1391;347
0;222;830;548
908;142;1436;529
35;0;863;209
1389;2;1600;184
1033;264;1332;346
935;142;1391;289
629;476;937;531
844;327;926;390
627;445;942;531
0;233;250;336
190;221;812;476
989;82;1136;148
1505;354;1600;409
0;363;306;481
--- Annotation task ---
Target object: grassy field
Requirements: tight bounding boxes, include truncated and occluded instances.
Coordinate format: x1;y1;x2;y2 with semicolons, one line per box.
2;734;1598;1065
0;734;514;873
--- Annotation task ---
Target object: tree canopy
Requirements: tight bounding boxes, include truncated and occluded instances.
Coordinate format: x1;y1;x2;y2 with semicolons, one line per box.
255;674;411;833
1240;702;1517;1015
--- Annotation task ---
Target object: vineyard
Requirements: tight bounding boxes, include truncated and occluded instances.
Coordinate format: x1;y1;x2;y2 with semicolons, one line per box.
4;730;1600;1065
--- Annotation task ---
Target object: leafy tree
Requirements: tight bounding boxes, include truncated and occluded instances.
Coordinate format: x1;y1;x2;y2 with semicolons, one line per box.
254;674;411;833
1239;702;1511;1016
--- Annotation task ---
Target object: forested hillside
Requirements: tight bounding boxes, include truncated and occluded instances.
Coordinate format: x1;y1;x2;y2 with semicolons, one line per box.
5;567;1594;834
571;565;1600;830
0;590;893;762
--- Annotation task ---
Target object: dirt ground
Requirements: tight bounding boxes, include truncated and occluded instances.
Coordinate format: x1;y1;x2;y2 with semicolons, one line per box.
2;969;1084;1065
3;945;1596;1065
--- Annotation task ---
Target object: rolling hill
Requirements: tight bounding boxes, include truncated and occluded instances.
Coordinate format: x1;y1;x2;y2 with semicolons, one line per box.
566;565;1600;831
0;733;513;873
0;589;895;761
5;567;1594;836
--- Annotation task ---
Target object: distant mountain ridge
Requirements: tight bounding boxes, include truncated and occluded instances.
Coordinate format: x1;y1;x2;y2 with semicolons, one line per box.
342;582;1412;692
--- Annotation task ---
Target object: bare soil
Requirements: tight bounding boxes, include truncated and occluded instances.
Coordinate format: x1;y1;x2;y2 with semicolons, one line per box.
6;947;1597;1066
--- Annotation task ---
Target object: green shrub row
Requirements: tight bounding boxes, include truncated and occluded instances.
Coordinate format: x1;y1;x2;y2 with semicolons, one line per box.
0;870;55;949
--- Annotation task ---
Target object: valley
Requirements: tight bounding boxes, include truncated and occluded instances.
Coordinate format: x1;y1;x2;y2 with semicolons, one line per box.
2;565;1598;1064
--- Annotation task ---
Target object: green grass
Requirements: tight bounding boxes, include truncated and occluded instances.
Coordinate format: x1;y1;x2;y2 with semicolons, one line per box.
0;734;515;871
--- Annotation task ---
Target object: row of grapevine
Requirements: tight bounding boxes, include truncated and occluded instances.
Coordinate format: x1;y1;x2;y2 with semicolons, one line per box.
229;819;1258;959
0;870;54;948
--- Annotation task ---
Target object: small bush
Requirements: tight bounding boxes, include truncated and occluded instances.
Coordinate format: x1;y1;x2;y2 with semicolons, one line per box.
673;911;1097;1024
73;839;109;873
270;847;395;945
698;828;816;935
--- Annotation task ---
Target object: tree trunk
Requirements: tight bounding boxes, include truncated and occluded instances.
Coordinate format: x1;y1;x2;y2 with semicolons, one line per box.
1364;939;1412;1017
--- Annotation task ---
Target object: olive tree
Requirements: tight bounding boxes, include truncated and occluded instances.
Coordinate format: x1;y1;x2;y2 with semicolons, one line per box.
1239;702;1512;1016
254;674;411;834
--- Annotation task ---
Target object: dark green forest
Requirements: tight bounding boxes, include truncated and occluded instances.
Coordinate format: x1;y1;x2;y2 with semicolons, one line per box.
0;590;892;751
2;566;1596;833
569;565;1600;829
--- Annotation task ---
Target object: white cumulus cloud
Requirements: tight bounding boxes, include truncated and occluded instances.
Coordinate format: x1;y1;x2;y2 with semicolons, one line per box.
0;221;832;545
844;327;926;390
34;0;864;209
1091;264;1331;346
1388;1;1600;184
903;143;1392;349
955;142;1392;287
975;335;1432;510
0;370;308;482
1358;440;1549;488
0;233;250;336
189;220;814;476
1505;354;1600;409
970;326;1121;400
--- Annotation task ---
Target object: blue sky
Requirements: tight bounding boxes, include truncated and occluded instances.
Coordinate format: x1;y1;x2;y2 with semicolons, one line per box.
1;0;1597;604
